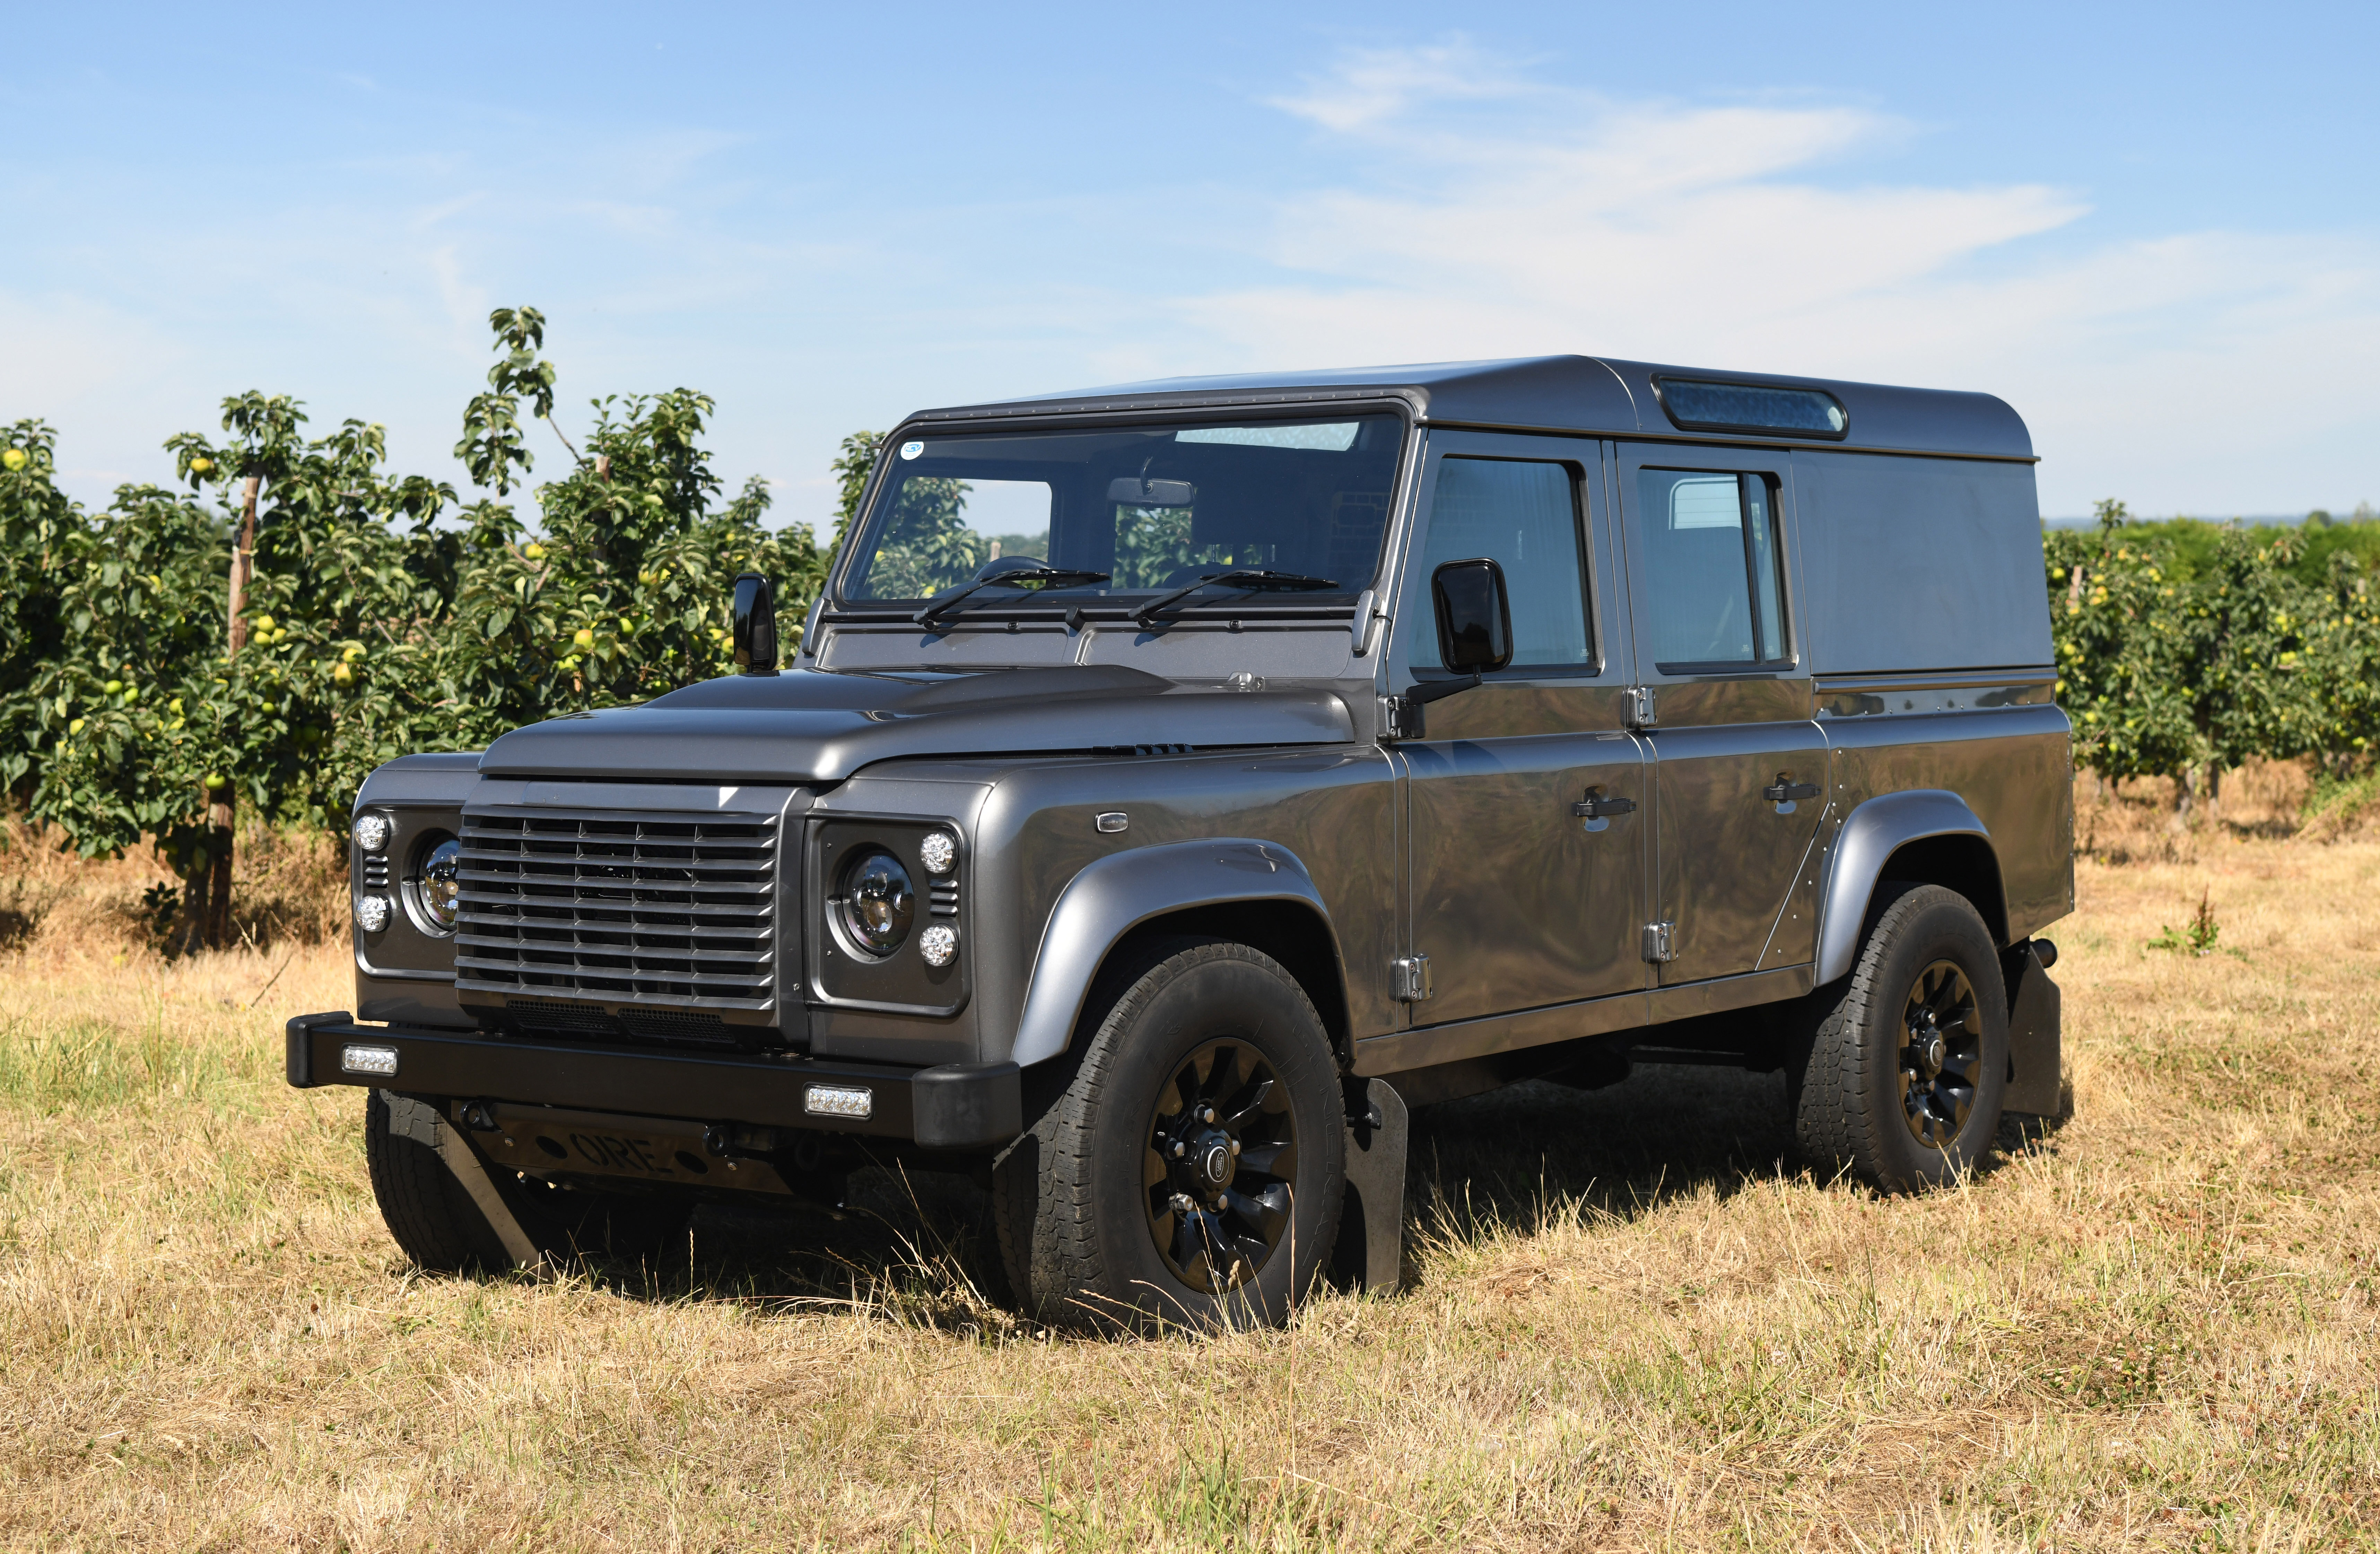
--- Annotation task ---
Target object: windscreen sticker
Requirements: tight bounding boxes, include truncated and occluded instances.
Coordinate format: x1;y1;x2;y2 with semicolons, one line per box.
899;440;924;460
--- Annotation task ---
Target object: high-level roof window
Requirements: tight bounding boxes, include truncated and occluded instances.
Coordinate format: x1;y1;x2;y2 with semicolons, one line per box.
1655;378;1848;439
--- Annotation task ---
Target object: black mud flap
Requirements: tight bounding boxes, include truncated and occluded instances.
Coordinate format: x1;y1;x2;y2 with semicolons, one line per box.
2002;941;2065;1119
1331;1076;1409;1294
384;1091;550;1271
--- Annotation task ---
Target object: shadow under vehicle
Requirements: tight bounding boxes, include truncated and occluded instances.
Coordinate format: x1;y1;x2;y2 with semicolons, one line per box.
289;356;2071;1329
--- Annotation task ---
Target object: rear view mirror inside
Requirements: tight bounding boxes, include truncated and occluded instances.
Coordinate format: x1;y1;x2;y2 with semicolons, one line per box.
1107;476;1196;508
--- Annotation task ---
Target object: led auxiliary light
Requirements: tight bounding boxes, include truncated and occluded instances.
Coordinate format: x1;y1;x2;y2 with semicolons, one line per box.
354;894;392;933
918;829;957;876
352;813;391;853
805;1084;873;1120
341;1044;399;1077
919;924;958;967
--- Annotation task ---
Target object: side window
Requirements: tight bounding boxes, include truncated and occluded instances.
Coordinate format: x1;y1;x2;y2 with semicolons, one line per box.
1636;469;1788;670
1409;458;1593;671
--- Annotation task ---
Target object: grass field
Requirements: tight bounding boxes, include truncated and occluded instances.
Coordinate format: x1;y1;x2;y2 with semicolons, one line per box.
1;775;2375;1550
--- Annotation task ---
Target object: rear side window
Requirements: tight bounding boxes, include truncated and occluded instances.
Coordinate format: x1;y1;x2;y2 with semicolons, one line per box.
1409;458;1593;671
1637;470;1789;670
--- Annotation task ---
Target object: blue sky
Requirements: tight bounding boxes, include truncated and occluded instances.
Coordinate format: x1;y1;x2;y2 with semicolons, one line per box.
3;2;2375;527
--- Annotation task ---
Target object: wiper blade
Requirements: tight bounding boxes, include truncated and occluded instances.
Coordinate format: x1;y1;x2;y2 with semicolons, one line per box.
913;567;1111;626
1130;570;1341;626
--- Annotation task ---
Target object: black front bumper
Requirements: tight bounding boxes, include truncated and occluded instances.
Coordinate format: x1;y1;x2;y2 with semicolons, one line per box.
284;1013;1022;1151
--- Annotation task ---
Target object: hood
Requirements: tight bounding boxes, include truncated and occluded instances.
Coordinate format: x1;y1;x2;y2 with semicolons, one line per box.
476;665;1359;783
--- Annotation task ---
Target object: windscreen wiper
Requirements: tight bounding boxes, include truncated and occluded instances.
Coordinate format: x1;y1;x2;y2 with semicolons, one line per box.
913;567;1112;627
1130;570;1341;626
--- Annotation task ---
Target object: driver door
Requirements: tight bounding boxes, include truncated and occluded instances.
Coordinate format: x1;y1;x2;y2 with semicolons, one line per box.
1394;431;1650;1028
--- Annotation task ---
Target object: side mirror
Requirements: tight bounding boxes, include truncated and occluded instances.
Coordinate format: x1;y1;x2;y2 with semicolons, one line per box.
732;571;778;675
1431;557;1514;675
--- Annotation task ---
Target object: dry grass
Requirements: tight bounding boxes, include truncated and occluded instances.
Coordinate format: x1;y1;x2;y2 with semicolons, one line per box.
2;782;2377;1549
0;815;347;958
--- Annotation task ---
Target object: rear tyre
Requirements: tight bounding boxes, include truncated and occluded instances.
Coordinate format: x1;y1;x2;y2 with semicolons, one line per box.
1789;883;2009;1194
363;1090;693;1273
992;937;1344;1331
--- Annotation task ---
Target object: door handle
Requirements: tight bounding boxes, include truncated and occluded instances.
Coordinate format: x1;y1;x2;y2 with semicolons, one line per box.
1761;779;1821;803
1571;790;1637;820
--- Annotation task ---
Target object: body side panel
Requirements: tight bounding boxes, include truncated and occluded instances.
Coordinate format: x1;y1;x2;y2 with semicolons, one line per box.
1811;704;2075;981
969;747;1401;1067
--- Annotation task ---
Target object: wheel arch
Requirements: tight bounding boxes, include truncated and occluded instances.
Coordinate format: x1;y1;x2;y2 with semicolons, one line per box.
1008;839;1352;1069
1814;790;2010;986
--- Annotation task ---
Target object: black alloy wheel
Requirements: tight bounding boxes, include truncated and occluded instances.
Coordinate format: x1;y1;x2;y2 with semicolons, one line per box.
1144;1039;1298;1293
1898;959;1984;1150
1787;882;2008;1193
991;936;1344;1331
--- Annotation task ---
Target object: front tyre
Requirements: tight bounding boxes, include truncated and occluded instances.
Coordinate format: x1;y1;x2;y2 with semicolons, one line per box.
1790;883;2009;1193
993;938;1344;1331
363;1089;692;1273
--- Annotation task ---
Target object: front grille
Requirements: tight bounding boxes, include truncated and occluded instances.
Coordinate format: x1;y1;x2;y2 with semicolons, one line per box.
453;806;779;1012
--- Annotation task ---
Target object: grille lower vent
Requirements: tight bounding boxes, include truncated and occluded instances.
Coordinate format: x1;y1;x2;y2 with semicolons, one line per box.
453;806;778;1013
503;998;736;1047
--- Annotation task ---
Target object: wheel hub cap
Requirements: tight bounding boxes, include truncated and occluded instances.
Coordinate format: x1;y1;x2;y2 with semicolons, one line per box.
1145;1039;1297;1294
1898;959;1982;1151
1201;1140;1235;1188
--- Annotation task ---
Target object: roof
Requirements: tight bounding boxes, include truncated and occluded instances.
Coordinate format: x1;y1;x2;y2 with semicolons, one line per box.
907;354;2034;462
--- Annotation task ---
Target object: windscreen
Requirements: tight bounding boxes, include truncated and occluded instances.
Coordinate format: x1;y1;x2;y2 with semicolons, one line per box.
840;414;1405;604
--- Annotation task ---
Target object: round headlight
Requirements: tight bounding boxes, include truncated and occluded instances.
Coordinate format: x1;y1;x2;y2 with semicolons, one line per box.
918;923;958;968
354;894;391;933
353;813;391;853
918;830;957;876
836;849;915;956
415;838;462;933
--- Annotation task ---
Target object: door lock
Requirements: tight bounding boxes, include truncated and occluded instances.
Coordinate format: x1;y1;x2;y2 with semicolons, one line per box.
1761;777;1821;803
1570;789;1638;820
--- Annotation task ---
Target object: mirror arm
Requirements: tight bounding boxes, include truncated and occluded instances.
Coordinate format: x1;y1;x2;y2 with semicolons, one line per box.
1405;673;1483;707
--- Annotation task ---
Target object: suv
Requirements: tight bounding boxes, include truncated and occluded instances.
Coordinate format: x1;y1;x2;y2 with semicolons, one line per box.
289;356;2070;1328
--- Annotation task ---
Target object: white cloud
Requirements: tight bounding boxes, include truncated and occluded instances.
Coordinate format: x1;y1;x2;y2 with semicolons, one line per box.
1268;38;1538;133
1182;47;2380;514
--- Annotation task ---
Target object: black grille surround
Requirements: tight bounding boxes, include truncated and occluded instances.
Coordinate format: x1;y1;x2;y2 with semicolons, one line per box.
452;805;781;1029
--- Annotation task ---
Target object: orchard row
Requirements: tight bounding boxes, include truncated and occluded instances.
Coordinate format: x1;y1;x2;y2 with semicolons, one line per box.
3;311;2374;939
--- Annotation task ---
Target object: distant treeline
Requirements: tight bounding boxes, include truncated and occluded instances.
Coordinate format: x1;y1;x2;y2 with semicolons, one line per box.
3;312;2375;942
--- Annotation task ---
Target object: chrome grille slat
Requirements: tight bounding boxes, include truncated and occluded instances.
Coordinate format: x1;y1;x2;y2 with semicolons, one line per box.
453;805;779;1013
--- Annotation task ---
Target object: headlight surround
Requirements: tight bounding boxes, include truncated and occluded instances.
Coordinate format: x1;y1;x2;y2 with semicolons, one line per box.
835;848;916;957
412;837;462;934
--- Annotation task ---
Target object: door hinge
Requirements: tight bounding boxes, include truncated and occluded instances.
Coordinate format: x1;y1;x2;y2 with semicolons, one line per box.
1625;686;1658;728
1379;695;1426;742
1641;921;1677;964
1391;955;1433;1002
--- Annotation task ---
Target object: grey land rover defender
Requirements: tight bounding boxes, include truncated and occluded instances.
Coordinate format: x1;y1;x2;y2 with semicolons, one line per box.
288;355;2071;1328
